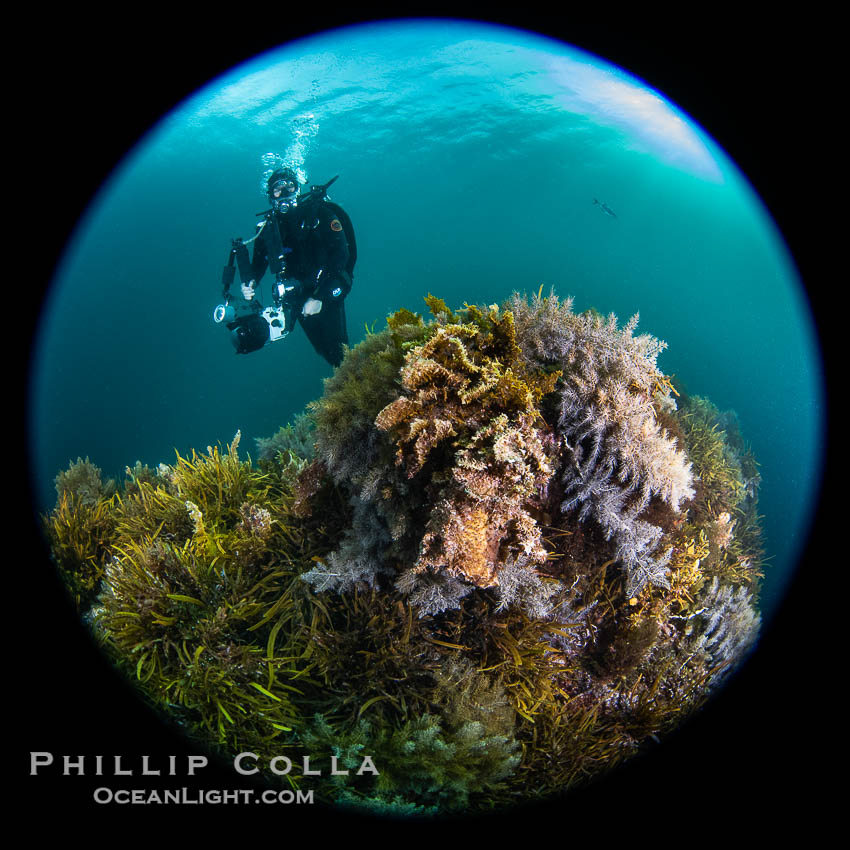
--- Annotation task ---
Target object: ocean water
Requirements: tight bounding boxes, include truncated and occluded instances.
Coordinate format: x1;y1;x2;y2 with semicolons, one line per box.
27;19;823;623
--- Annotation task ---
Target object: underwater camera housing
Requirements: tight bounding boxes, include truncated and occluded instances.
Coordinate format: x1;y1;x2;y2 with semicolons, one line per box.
213;301;289;354
215;235;290;354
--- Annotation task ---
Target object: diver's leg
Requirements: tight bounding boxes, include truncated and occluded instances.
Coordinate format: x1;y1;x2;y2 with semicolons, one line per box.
302;301;348;367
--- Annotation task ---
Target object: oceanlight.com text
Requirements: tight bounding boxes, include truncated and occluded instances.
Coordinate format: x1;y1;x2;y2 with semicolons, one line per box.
92;787;314;805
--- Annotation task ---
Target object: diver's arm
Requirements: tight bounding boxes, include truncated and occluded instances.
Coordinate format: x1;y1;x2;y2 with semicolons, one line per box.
243;230;269;299
311;211;352;303
313;267;352;302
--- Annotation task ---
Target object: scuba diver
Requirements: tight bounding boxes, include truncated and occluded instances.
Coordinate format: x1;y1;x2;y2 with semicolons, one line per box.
215;168;356;367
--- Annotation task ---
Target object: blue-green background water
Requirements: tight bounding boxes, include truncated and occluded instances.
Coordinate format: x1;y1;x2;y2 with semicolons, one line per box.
28;19;823;622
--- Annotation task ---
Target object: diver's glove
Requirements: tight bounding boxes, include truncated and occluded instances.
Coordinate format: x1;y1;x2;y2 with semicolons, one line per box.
241;281;256;301
302;298;323;317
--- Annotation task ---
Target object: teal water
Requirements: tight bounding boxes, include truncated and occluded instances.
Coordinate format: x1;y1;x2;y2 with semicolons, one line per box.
28;19;823;622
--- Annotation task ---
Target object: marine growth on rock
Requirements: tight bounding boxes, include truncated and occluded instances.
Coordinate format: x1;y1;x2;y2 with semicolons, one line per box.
45;291;764;816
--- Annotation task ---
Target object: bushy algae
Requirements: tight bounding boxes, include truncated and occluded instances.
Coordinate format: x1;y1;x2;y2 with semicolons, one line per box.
45;291;764;815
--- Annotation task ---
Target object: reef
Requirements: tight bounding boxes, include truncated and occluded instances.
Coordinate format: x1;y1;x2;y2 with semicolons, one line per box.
44;291;764;816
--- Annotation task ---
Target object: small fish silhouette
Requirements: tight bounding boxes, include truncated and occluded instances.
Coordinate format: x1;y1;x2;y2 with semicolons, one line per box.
593;198;618;219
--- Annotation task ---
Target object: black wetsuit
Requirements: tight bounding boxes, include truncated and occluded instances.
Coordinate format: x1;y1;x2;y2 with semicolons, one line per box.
250;197;353;366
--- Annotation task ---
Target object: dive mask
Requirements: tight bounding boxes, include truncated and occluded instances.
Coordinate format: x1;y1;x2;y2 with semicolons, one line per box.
269;177;299;212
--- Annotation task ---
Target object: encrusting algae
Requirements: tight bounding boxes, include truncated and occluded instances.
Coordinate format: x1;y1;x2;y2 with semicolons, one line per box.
44;291;764;816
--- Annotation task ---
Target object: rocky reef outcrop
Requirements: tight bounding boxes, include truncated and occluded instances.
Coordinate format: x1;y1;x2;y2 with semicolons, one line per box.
45;292;764;815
